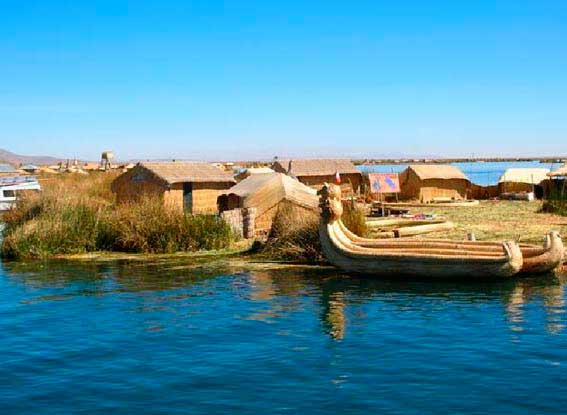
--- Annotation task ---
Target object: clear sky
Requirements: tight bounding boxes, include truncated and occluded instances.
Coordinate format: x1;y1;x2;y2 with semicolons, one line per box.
1;0;566;161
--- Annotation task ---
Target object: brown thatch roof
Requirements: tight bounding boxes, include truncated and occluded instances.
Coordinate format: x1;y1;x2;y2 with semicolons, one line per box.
140;161;235;184
234;167;275;181
407;164;469;181
548;163;567;178
498;168;550;184
274;158;360;177
220;173;318;215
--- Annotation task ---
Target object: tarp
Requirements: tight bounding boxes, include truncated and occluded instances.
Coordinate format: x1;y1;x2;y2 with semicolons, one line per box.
369;173;400;193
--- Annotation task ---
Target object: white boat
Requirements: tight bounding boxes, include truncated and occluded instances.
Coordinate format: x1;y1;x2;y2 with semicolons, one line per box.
0;176;41;211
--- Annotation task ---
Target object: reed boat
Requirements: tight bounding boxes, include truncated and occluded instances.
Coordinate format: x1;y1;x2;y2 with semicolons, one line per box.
366;217;455;238
374;200;479;208
318;184;523;279
339;220;563;275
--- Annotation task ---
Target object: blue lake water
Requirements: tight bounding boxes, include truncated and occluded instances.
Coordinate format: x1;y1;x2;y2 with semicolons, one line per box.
358;161;561;186
1;259;566;414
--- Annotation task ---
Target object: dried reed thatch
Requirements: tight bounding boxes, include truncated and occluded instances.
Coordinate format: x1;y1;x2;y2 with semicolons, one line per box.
499;168;550;184
272;158;361;177
405;164;469;181
139;161;236;185
220;173;318;216
548;163;567;178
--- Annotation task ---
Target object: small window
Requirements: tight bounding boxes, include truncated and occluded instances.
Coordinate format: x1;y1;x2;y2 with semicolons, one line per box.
3;190;16;198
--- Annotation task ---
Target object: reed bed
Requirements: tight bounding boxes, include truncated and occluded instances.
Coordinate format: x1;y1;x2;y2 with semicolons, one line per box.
1;173;235;259
261;205;322;263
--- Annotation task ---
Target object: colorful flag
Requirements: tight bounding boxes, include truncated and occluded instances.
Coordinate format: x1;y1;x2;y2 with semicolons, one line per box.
368;173;400;193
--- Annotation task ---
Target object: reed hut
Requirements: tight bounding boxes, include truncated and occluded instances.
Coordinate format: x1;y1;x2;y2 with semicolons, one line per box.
498;168;550;198
112;161;235;214
218;173;319;237
272;158;362;194
399;165;471;203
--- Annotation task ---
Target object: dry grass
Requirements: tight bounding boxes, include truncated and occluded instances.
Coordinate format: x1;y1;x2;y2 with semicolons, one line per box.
409;200;567;244
261;202;369;263
341;203;368;237
261;204;323;263
1;172;236;259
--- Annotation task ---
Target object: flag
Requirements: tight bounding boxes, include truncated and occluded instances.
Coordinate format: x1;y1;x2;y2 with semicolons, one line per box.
335;171;341;184
368;173;400;194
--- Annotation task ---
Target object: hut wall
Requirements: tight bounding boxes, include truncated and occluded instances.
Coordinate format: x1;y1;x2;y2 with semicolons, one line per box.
470;184;499;200
112;166;166;204
417;182;467;202
400;170;468;202
498;182;535;194
164;183;184;210
191;182;233;214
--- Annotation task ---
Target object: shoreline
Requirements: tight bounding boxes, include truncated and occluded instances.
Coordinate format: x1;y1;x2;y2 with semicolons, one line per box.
353;157;566;165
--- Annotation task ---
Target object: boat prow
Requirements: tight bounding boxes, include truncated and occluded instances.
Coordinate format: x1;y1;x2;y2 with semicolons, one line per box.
519;231;564;275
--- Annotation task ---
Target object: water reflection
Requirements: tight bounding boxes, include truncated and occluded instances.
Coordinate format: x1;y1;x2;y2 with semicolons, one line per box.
505;277;566;333
2;259;566;340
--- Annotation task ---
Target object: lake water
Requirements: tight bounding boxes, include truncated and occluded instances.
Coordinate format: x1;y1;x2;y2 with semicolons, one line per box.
358;161;561;186
1;259;566;414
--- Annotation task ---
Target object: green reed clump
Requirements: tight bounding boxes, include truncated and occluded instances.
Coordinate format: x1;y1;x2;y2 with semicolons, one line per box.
1;202;104;258
1;173;235;259
262;205;324;263
108;196;235;254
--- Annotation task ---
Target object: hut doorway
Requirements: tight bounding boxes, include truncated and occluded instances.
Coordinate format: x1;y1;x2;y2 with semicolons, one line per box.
534;184;544;199
183;183;193;213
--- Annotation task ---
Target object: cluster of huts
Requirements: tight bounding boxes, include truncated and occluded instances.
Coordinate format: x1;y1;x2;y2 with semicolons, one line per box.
108;158;567;238
4;153;566;235
111;158;356;238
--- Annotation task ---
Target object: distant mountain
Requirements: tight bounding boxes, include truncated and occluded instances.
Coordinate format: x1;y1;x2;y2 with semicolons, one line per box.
0;148;66;166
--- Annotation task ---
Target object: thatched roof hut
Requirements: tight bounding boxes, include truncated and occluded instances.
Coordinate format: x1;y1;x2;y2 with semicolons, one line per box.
112;161;235;214
135;161;235;184
218;173;318;236
272;158;362;194
498;168;550;196
399;164;471;203
499;168;550;185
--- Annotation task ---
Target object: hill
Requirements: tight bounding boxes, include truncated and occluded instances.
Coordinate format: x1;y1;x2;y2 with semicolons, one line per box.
0;148;65;166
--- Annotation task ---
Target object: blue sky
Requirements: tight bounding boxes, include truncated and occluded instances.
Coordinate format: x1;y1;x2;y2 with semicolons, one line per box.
1;1;566;161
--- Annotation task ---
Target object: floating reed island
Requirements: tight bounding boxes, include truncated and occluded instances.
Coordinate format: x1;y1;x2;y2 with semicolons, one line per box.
0;158;565;277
